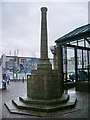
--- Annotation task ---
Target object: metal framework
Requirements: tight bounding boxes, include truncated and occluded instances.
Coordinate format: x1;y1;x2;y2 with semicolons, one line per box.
55;24;90;89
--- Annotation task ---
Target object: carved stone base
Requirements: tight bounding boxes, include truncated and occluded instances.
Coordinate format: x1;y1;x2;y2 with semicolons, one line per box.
27;72;63;99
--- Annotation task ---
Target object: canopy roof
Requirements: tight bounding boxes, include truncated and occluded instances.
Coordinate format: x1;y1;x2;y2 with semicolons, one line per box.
55;24;90;45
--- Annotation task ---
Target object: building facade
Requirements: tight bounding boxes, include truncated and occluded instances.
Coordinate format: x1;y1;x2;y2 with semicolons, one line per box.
54;24;90;92
0;54;54;80
0;55;39;80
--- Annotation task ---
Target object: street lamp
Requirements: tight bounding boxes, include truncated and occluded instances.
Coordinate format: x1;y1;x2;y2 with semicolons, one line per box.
49;46;56;55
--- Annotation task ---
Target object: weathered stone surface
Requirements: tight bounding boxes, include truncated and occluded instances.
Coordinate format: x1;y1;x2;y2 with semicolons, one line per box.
26;7;64;101
37;59;52;70
4;96;81;117
37;7;52;70
27;73;63;100
12;97;77;112
19;94;69;105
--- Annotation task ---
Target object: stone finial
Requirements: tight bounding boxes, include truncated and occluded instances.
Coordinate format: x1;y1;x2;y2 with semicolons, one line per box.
41;7;47;13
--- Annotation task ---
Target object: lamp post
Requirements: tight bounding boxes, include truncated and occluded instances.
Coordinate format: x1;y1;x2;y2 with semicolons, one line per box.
49;46;56;55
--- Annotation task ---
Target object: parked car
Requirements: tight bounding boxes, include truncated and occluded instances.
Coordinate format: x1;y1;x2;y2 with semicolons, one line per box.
69;73;75;81
69;71;88;81
78;71;88;81
64;73;73;82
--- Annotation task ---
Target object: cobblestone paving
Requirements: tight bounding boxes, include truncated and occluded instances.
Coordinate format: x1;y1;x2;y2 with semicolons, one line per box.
0;81;90;119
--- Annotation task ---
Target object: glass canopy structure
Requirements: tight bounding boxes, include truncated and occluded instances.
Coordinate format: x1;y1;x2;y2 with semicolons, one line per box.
55;24;90;92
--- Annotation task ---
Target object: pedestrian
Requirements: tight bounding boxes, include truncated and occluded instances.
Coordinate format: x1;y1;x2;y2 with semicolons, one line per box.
2;74;7;90
22;77;24;83
7;74;10;85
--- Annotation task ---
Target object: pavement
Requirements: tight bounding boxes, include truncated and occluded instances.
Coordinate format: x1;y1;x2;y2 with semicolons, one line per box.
0;80;90;119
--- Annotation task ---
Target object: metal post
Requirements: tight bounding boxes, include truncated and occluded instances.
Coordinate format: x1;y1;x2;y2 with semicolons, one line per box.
82;50;84;70
77;40;78;46
75;48;78;90
13;58;14;80
64;46;67;94
87;50;90;83
60;46;64;93
84;39;86;47
65;47;67;82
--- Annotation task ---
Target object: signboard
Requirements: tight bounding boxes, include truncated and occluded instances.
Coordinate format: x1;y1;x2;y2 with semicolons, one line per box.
9;58;39;74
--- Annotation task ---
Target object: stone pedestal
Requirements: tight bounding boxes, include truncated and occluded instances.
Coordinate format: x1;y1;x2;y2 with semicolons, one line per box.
27;71;63;100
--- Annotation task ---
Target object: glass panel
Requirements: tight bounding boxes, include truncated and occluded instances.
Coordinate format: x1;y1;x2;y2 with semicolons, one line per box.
70;41;77;45
77;49;82;69
77;49;89;82
67;48;75;82
83;50;88;69
78;39;84;47
86;40;90;47
63;47;67;82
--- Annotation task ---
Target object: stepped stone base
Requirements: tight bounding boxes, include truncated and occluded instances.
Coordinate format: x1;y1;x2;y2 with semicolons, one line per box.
4;94;82;117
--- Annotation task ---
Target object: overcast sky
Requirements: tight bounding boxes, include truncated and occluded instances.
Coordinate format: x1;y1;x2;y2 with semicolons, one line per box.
0;1;89;58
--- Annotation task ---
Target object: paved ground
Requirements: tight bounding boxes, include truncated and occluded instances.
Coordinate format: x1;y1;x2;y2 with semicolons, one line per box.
0;80;90;119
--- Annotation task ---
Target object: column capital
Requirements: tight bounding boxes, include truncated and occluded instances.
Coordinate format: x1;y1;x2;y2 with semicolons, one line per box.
41;7;47;13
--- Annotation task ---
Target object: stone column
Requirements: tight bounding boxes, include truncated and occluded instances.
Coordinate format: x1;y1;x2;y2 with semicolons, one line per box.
41;7;48;59
37;7;52;70
54;45;63;72
27;7;63;99
54;45;64;93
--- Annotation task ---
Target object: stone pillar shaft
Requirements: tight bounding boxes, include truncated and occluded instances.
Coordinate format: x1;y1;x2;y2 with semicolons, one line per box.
41;8;48;59
37;7;52;70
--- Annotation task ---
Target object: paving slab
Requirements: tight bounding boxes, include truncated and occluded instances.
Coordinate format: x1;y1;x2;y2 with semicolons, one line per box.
1;81;90;118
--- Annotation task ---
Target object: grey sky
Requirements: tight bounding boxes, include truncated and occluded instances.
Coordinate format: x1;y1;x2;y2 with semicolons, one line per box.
0;1;89;58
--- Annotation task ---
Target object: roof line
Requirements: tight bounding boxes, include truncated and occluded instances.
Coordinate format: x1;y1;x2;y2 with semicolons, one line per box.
55;24;90;44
